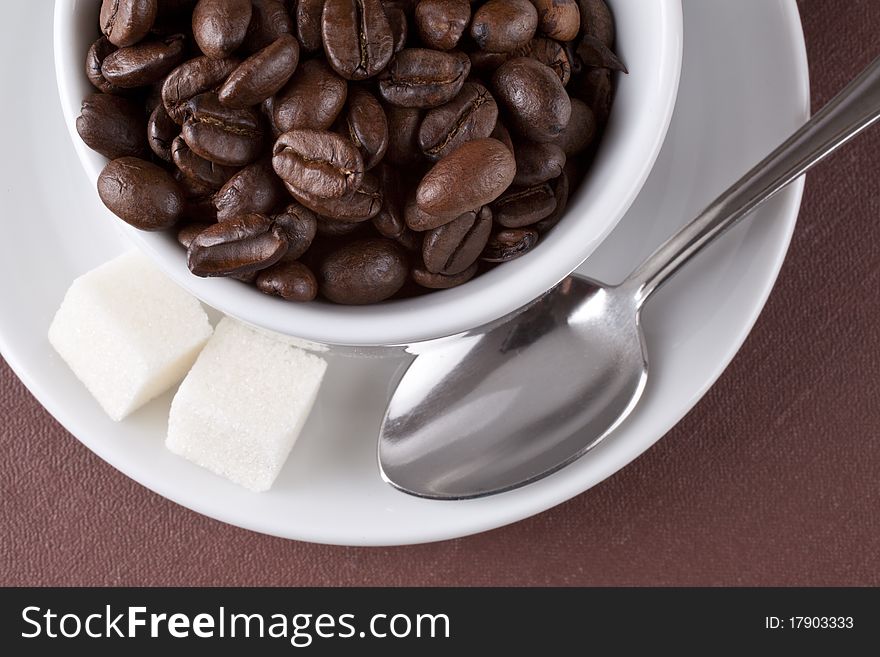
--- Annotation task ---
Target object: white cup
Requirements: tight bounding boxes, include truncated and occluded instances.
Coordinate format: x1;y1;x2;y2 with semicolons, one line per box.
54;0;682;347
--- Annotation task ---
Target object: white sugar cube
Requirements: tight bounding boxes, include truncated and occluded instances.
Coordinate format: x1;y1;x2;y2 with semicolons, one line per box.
48;251;213;422
166;317;328;492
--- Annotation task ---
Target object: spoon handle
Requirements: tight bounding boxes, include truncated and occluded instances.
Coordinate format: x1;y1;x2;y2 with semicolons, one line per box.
626;55;880;307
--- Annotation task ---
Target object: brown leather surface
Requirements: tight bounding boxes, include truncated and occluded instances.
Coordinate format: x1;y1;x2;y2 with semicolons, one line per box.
2;0;879;586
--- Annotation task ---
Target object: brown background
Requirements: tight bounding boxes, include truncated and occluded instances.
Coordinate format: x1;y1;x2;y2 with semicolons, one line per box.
2;0;878;586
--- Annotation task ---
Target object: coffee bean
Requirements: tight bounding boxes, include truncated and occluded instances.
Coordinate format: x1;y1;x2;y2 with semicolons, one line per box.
77;93;148;160
385;105;423;166
492;182;557;227
101;34;187;88
287;172;383;221
273;203;318;259
416;138;515;221
471;0;537;53
378;48;471;108
100;0;158;48
517;37;571;86
551;98;595;155
295;0;326;52
243;0;295;53
576;34;626;72
214;159;287;221
192;0;253;59
97;157;185;230
492;56;571;142
385;6;408;53
315;216;369;237
404;192;447;232
218;34;300;108
181;92;264;166
418;81;498;162
415;0;470;51
272;59;348;132
177;221;214;249
532;0;580;42
535;171;569;233
411;262;477;289
490;119;515;154
272;129;364;199
574;67;612;125
162;55;241;123
578;0;614;48
322;0;394;80
481;228;539;262
513;141;566;186
341;87;389;170
256;260;318;301
423;206;492;275
85;37;123;94
319;238;408;304
148;103;180;162
172;136;240;195
187;213;288;276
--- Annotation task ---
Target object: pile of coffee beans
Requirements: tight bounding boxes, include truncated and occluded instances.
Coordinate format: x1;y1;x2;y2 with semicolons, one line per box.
79;0;622;305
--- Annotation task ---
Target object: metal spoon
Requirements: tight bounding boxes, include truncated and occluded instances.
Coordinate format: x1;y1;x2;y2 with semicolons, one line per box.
379;56;880;500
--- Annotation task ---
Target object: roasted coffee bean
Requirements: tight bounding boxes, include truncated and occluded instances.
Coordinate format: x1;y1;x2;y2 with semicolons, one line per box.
411;262;477;289
101;34;187;88
243;0;295;53
97;157;185;230
295;0;325;52
422;206;492;275
319;238;408;304
315;216;369;237
214;159;287;221
468;50;510;77
492;182;557;227
218;34;300;108
187;213;288;276
404;192;447;231
551;98;595;155
101;0;158;47
578;0;614;48
517;37;571;86
418;81;498;162
394;226;423;252
416;138;516;221
532;0;580;41
385;6;408;53
256;261;318;301
77;93;148;160
535;170;569;233
176;221;214;248
172;136;240;194
576;34;626;72
273;59;348;132
385;105;423;166
492;56;571;142
490;119;515;155
373;205;406;239
148;103;179;162
342;87;389;170
273;203;318;259
481;228;539;262
575;66;612;124
272;129;364;199
162;55;240;123
415;0;470;51
471;0;537;53
192;0;253;59
288;173;383;221
513;141;565;186
86;37;123;94
322;0;394;80
378;49;471;109
181;92;264;166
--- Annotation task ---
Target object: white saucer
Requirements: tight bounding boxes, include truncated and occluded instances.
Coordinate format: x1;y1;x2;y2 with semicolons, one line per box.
0;0;808;545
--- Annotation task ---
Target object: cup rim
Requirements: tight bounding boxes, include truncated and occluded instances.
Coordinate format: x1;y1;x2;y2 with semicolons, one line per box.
54;0;683;347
